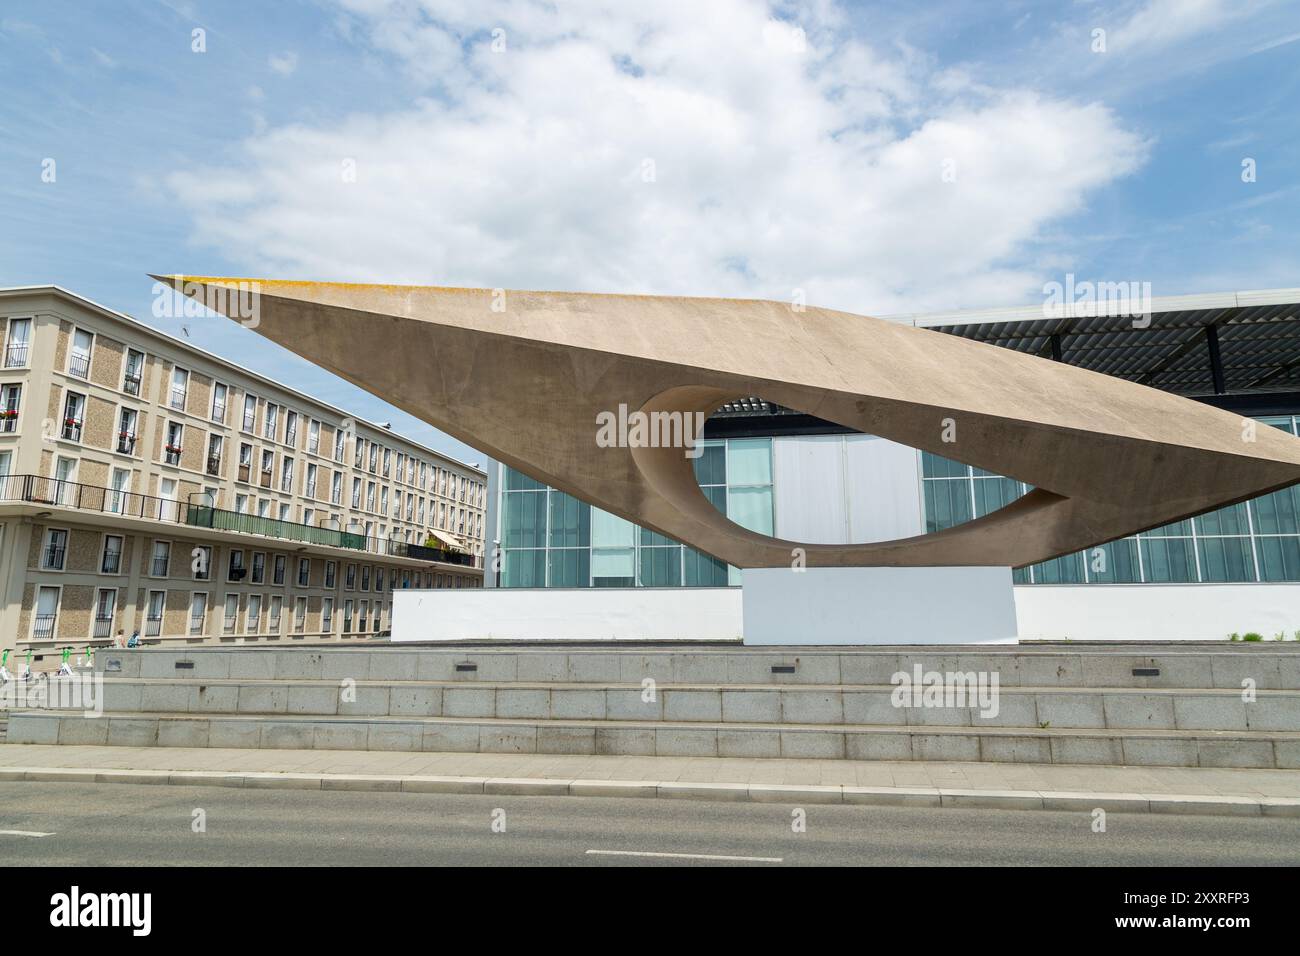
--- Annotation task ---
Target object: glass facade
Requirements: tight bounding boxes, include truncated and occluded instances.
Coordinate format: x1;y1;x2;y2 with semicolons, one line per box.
499;438;774;588
921;416;1300;584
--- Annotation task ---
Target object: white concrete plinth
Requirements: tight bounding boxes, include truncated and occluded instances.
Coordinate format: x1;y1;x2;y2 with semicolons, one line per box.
741;566;1018;645
391;587;742;642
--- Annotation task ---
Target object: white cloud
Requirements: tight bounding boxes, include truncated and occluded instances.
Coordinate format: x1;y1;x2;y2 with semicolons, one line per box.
167;0;1149;314
268;50;299;75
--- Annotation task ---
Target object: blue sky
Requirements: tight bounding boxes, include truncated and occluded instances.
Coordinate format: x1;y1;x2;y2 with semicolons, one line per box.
1;0;1297;461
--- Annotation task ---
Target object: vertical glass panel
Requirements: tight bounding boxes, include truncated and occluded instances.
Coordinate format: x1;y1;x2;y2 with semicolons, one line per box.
1083;538;1141;583
1194;502;1250;536
502;549;545;587
700;484;727;517
683;547;728;586
591;508;636;548
503;490;546;548
547;492;590;548
727;438;772;485
592;547;635;587
638;546;682;587
1197;537;1256;582
641;527;679;547
504;467;546;491
924;480;972;532
547;548;589;587
1250;486;1300;535
728;487;773;536
1256;536;1300;582
1260;416;1296;435
1140;537;1198;582
692;442;726;486
972;477;1026;517
1030;551;1085;584
1012;566;1030;584
1143;519;1193;537
921;451;968;479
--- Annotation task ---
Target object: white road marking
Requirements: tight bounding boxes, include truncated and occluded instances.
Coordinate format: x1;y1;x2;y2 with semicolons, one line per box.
586;849;782;863
0;829;53;838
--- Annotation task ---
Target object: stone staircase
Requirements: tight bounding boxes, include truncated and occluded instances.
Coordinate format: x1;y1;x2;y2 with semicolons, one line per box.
7;644;1300;769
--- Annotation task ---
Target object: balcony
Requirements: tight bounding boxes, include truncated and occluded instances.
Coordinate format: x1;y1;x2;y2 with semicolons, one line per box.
1;409;16;433
4;343;29;367
146;617;162;637
0;474;481;567
259;468;272;488
92;615;114;639
242;412;256;432
117;432;136;454
212;403;226;424
61;417;83;442
206;456;222;477
123;372;142;396
102;551;121;574
164;445;182;466
238;463;251;482
33;613;56;639
69;353;90;378
41;546;65;570
169;388;187;411
151;556;169;576
189;616;204;636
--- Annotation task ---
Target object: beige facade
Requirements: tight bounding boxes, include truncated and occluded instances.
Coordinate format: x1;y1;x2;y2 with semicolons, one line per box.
0;286;487;652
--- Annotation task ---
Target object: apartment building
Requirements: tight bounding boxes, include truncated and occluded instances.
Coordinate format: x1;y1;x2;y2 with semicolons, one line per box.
0;286;487;653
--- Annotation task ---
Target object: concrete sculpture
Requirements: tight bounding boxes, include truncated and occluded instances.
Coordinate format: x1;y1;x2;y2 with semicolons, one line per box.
156;276;1300;570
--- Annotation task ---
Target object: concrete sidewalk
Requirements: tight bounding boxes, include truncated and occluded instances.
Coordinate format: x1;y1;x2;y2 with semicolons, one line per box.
1;743;1298;817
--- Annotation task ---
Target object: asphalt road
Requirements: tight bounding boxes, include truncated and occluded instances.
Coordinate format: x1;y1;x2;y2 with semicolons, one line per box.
0;782;1297;866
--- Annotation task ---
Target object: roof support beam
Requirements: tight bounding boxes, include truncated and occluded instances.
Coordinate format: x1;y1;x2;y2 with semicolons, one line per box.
1206;325;1226;395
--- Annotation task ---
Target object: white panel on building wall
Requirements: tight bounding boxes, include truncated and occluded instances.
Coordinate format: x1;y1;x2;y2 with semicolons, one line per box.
774;434;923;545
773;436;846;544
844;435;924;544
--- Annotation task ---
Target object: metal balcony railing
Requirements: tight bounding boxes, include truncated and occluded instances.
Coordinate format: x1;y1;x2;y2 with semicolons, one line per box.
0;474;481;567
118;433;137;454
151;556;169;576
33;613;56;639
169;387;187;410
101;551;121;574
68;353;90;378
207;456;222;476
1;410;17;432
41;545;65;570
123;372;142;396
146;617;162;637
61;418;83;442
189;616;204;636
5;343;29;367
92;615;114;638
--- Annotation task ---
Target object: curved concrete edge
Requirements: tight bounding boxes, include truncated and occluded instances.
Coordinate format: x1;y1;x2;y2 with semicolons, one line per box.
2;766;1298;817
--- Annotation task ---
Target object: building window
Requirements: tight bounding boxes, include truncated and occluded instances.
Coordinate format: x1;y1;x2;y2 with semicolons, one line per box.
228;549;246;582
169;367;189;411
34;586;59;639
297;558;310;586
163;421;184;466
351;477;362;508
268;595;283;634
361;565;371;591
101;534;123;574
308;419;320;454
211;382;228;424
271;554;286;585
331;470;342;505
237;443;252;482
264;403;279;441
223;594;239;635
117;407;138;454
242;394;257;432
375;568;385;592
206;433;223;476
250;551;266;584
321;597;334;632
369;443;378;472
324;561;336;589
190;592;208;635
260;449;274;487
193;545;212;581
5;317;32;367
68;328;93;379
293;596;307;633
281;456;295;493
342;599;353;634
93;588;117;639
61;391;85;441
1;383;20;432
246;594;262;634
305;463;318;498
122;348;144;395
150;540;171;577
42;528;68;570
146;590;165;637
358;601;369;632
333;427;346;461
345;563;356;590
284;410;298;447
